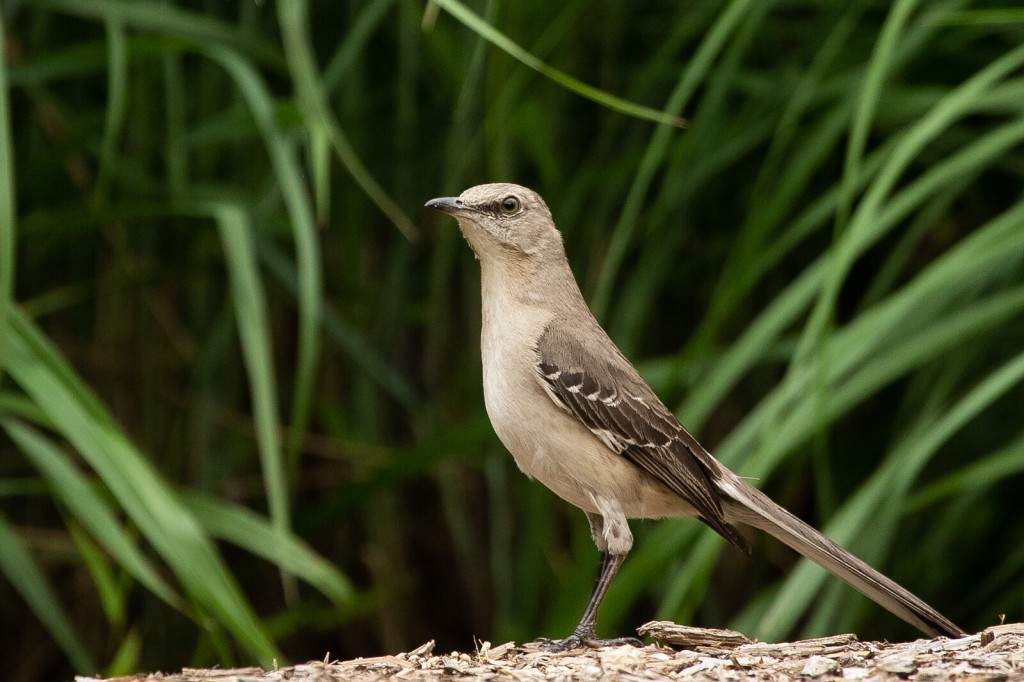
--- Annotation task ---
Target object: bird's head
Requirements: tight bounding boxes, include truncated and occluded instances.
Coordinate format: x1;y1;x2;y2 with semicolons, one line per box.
426;183;561;264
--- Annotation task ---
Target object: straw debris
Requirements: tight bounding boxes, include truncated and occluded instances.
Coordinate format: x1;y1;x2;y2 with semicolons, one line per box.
76;622;1024;681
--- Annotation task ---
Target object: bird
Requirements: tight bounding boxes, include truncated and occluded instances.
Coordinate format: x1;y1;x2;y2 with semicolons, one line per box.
426;182;965;650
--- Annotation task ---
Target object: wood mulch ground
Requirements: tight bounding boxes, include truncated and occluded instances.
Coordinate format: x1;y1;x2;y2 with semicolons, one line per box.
78;621;1024;682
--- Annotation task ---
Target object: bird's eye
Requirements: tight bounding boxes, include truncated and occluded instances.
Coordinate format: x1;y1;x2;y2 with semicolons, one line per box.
500;196;520;215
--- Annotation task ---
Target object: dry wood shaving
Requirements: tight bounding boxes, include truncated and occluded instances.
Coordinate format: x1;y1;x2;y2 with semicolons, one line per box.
76;622;1024;682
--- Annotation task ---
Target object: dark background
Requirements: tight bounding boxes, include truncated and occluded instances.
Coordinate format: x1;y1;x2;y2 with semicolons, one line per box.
1;1;1023;680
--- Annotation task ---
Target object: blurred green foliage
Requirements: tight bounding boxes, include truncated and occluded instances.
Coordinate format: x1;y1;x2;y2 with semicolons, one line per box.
1;0;1023;679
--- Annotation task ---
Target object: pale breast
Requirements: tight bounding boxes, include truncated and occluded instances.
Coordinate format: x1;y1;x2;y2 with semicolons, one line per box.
476;267;696;521
481;326;687;518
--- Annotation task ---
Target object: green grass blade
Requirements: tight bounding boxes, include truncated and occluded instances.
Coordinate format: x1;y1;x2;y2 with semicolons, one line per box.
259;243;421;412
275;3;418;240
201;45;327;508
752;348;1024;638
310;123;331;226
0;11;14;377
592;0;759;318
94;17;128;206
162;48;188;196
8;305;115;426
3;418;186;612
0;513;96;672
5;308;281;664
907;434;1024;510
182;491;357;609
682;112;1024;430
429;0;685;129
323;0;397;93
68;522;126;626
794;41;1024;371
31;0;285;70
211;201;295;600
104;627;142;678
946;9;1024;25
0;391;51;426
836;0;918;237
721;203;1024;475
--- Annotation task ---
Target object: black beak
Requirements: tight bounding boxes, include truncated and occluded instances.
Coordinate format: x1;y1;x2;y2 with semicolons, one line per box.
425;196;464;214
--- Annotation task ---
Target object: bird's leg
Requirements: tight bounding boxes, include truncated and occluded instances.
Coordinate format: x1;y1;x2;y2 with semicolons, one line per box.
529;551;642;651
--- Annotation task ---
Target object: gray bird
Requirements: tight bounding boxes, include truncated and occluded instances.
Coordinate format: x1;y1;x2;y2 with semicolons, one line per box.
426;183;964;649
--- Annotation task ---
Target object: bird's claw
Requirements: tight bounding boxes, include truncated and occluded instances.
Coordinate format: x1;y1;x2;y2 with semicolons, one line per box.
525;633;644;651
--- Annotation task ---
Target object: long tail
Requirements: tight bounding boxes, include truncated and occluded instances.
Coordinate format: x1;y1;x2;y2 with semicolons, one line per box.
716;473;965;638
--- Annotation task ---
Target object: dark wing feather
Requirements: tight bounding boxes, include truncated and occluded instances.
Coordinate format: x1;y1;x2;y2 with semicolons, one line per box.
536;325;750;553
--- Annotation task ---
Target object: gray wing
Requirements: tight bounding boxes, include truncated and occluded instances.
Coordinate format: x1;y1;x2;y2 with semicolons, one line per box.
535;324;750;553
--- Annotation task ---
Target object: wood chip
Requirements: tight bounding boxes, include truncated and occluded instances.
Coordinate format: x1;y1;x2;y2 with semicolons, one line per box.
736;633;860;657
637;621;751;648
76;621;1024;681
802;654;841;677
405;640;435;658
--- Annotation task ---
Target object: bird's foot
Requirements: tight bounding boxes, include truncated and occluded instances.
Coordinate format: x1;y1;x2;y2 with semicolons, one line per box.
525;630;643;651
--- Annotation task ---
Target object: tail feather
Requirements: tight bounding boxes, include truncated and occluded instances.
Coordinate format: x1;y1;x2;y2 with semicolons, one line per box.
717;475;965;639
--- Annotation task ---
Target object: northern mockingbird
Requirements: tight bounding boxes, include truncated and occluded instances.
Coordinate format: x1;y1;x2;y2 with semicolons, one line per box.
426;183;964;649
